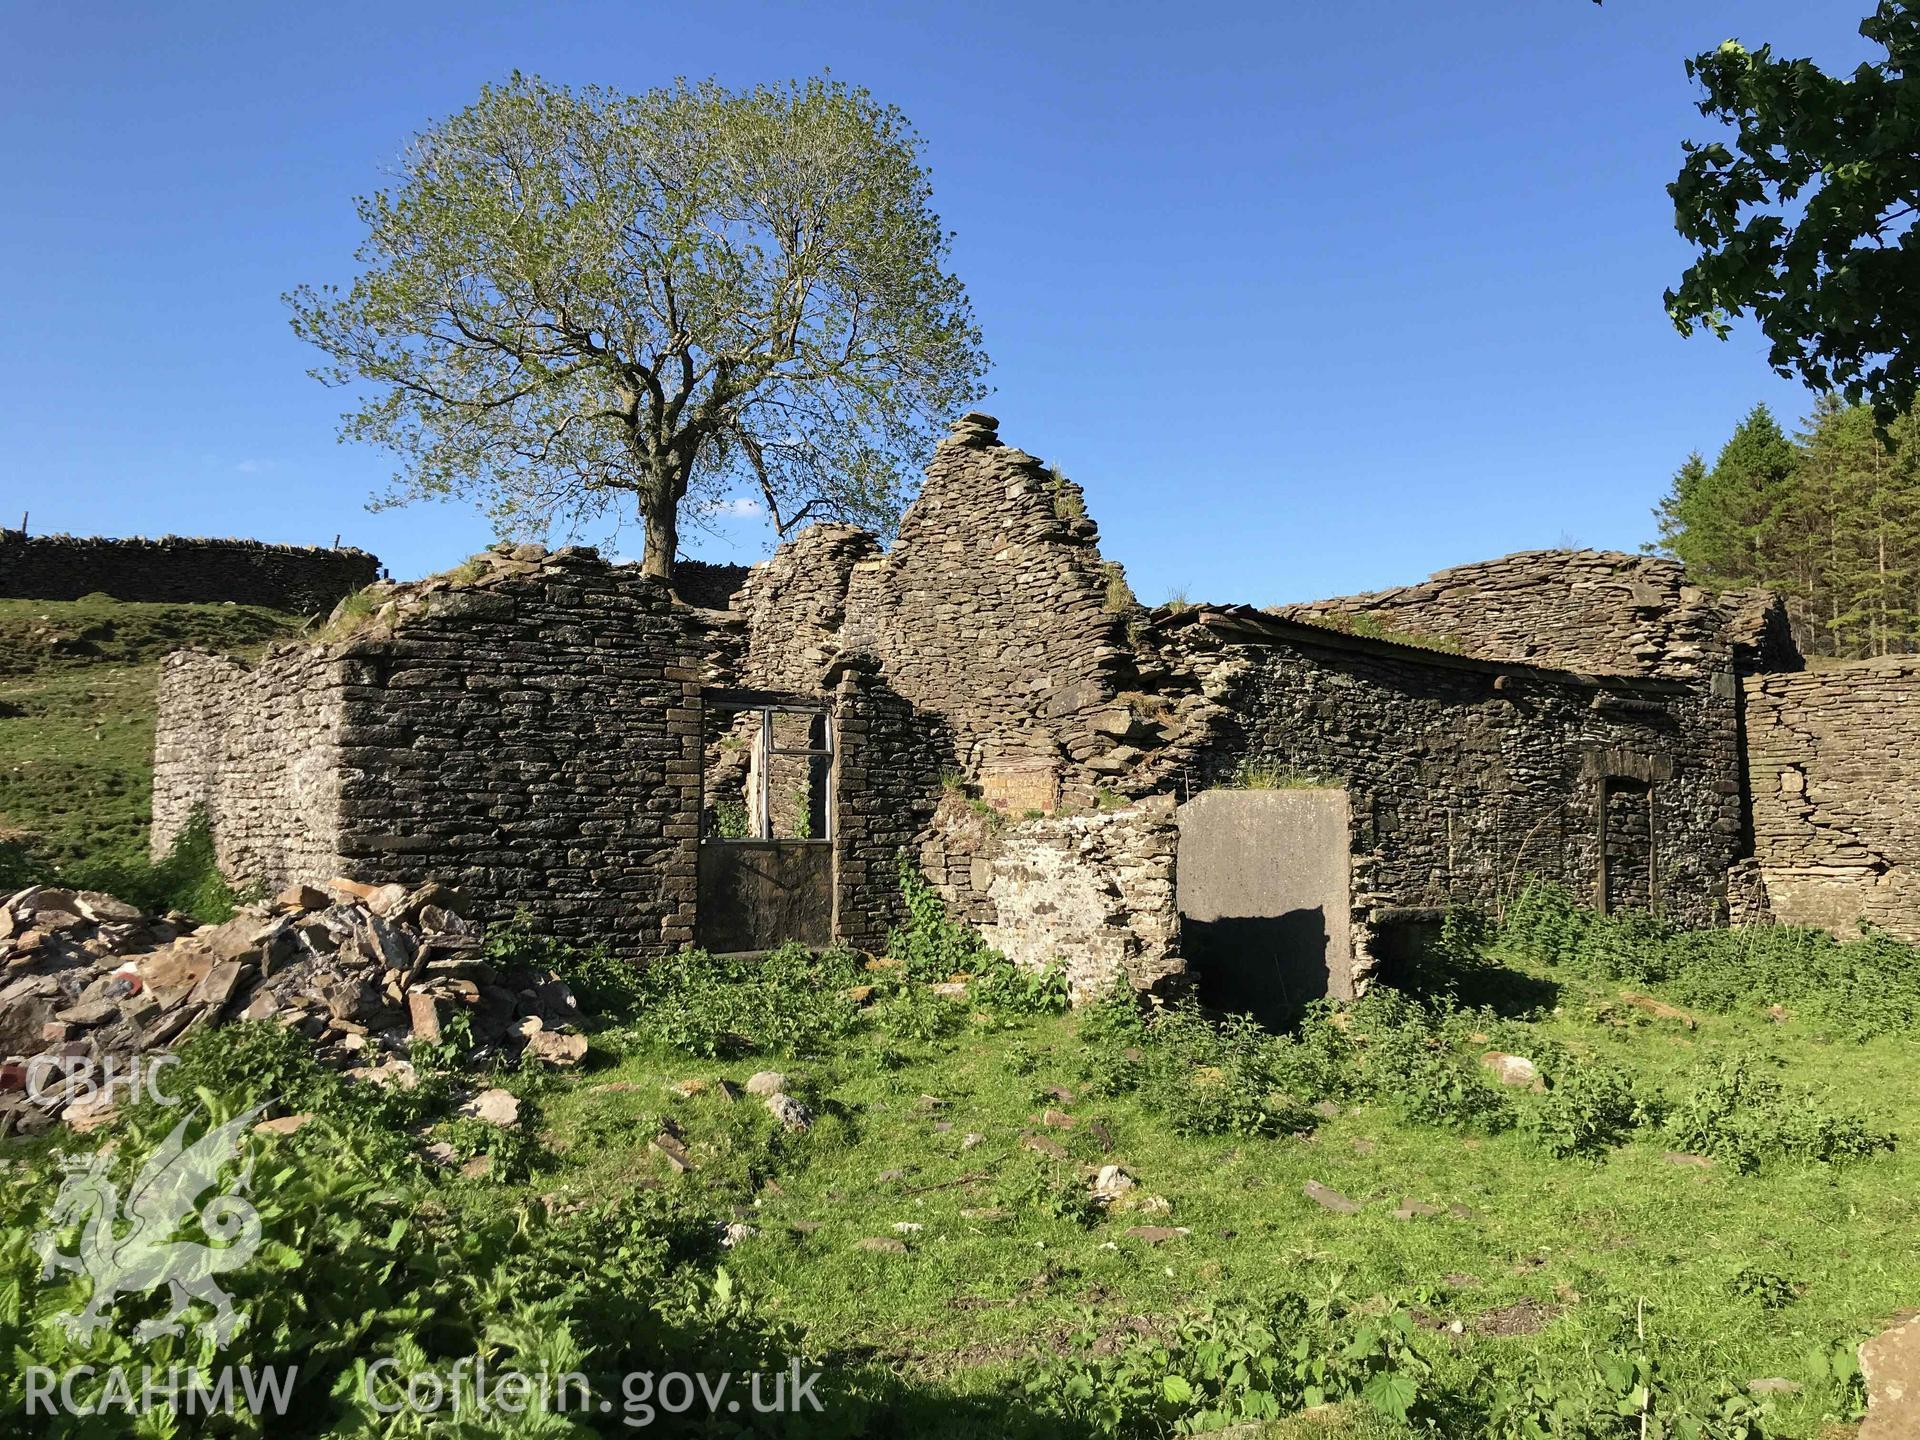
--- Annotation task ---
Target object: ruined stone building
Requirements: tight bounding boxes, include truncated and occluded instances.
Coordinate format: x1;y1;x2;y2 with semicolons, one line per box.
147;413;1920;1009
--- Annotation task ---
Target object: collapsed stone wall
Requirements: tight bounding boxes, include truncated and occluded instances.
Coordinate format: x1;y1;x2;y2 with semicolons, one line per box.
148;411;1798;993
1742;659;1920;940
2;530;378;614
720;416;1770;989
154;545;707;957
1279;549;1798;682
1156;610;1744;935
724;415;1184;988
152;647;347;885
736;526;883;693
735;415;1145;813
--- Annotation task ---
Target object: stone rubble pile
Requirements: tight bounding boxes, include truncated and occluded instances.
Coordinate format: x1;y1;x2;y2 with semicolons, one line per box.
0;877;586;1136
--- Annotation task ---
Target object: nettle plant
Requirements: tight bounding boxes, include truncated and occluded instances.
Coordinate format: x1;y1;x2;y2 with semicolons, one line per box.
1037;1278;1449;1434
888;855;1070;1012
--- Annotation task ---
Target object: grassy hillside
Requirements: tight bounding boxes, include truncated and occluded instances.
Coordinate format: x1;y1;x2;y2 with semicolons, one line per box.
0;594;303;880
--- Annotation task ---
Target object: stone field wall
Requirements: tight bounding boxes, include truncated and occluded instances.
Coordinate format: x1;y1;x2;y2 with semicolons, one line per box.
1742;659;1920;940
2;530;378;614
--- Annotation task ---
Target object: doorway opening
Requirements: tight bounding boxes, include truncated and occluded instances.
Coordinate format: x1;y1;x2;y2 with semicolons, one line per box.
696;693;834;953
1176;786;1353;1029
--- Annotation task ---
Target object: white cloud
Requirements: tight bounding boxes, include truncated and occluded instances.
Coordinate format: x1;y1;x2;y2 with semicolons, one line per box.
712;496;763;519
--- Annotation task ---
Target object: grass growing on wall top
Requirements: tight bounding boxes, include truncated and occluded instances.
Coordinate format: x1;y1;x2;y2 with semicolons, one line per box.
1299;608;1466;655
1226;757;1342;790
0;594;302;876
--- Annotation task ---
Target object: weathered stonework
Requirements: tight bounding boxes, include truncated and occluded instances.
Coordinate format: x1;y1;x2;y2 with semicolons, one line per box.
153;647;347;884
736;416;1144;812
155;409;1873;1001
3;529;378;613
736;525;884;692
1279;549;1796;682
154;545;706;958
1148;609;1745;941
828;655;953;953
972;795;1182;1001
1742;658;1920;940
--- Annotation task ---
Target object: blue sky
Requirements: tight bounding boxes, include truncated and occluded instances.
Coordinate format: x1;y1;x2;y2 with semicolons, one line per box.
0;0;1876;605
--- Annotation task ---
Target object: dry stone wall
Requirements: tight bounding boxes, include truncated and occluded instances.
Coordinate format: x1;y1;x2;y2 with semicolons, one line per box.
152;648;347;885
728;415;1176;974
720;417;1773;983
1156;610;1744;932
154;545;707;958
828;655;954;952
845;416;1142;809
671;559;751;612
736;415;1145;811
1280;549;1796;682
2;530;378;613
1742;659;1920;940
736;526;884;693
149;409;1814;990
330;551;705;956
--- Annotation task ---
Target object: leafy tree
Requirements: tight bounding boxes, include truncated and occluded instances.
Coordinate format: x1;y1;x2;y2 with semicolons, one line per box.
289;74;989;579
1666;3;1920;425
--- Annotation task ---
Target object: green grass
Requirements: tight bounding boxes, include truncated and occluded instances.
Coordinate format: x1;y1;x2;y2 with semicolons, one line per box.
5;864;1909;1433
520;996;1888;1431
1228;757;1342;790
0;594;301;872
414;900;1908;1435
1298;609;1465;655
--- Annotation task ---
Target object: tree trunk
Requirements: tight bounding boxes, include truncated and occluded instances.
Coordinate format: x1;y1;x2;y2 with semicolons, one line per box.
633;456;687;579
641;503;679;579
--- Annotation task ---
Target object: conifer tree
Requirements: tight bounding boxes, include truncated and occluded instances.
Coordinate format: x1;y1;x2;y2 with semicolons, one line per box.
1656;398;1920;659
1659;405;1797;587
